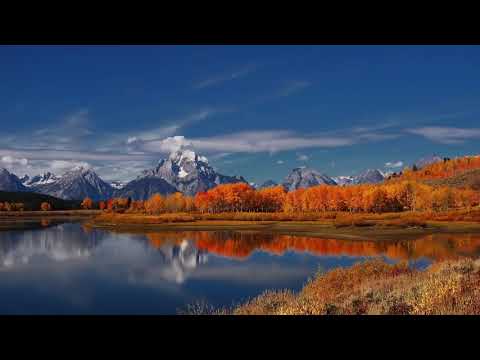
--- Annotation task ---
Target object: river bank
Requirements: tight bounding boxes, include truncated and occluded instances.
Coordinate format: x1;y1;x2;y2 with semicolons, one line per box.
0;210;100;231
184;258;480;315
84;211;480;241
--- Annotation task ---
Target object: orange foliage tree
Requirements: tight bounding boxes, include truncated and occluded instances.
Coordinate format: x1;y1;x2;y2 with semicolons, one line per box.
397;155;480;182
40;202;52;211
81;197;93;210
98;201;106;211
101;177;480;216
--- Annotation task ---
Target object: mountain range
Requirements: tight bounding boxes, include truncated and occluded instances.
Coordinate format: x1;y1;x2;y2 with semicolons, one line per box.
0;150;441;201
114;148;248;199
0;168;28;192
29;167;114;201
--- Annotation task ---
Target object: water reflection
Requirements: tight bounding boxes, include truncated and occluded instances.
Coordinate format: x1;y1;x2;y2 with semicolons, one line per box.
0;225;209;284
0;222;479;314
145;231;480;262
2;226;480;273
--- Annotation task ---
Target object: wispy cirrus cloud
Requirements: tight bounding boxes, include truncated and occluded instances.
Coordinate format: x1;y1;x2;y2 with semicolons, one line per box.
120;107;227;154
296;153;310;162
138;130;356;156
385;161;404;168
193;64;258;89
251;80;312;106
0;107;226;181
407;126;480;144
31;109;93;150
278;81;311;97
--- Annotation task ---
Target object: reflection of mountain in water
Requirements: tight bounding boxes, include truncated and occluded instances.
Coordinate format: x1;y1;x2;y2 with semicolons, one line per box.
0;224;101;267
2;224;480;283
0;224;208;284
142;239;208;283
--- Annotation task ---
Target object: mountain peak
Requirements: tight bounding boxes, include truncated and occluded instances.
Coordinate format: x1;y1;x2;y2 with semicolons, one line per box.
168;148;209;164
283;167;336;191
125;149;246;198
68;166;91;174
414;155;443;169
23;172;59;187
31;167;112;200
351;169;385;185
0;168;28;192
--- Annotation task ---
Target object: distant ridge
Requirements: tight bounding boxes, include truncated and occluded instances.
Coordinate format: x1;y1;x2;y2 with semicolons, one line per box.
0;168;28;192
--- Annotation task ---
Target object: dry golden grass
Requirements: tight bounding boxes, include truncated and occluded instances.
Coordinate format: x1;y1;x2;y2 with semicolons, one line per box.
221;258;480;315
93;212;196;224
0;210;100;217
93;208;480;225
89;209;480;238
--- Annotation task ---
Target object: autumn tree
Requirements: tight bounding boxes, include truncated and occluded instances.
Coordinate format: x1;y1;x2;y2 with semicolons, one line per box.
164;192;187;212
81;197;93;210
145;194;165;215
40;202;52;211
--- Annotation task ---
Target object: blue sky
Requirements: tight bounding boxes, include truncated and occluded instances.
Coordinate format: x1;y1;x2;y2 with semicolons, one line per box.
1;45;480;184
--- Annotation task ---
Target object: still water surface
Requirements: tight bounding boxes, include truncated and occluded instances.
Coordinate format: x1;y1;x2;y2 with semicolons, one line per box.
1;220;479;314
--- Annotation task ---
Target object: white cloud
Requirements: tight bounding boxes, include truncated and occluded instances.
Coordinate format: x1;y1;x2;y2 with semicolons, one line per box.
140;130;355;155
49;160;92;173
152;135;193;153
407;126;480;144
123;109;219;148
1;156;28;166
276;160;284;164
0;107;224;182
297;154;309;162
385;161;404;168
0;148;148;162
126;137;138;144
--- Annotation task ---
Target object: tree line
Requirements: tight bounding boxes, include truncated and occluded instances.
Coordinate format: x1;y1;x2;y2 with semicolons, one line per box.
94;181;480;215
397;155;480;181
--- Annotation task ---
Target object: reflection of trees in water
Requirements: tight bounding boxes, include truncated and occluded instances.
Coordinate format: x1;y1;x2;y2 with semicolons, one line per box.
146;231;480;261
2;224;480;276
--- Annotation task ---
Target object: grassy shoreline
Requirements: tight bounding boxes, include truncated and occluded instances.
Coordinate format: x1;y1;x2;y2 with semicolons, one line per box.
0;210;100;231
183;258;480;315
84;212;480;241
0;210;101;217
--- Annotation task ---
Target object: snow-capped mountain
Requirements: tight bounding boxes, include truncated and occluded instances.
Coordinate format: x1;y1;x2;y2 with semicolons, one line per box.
258;180;278;189
414;155;443;169
109;180;126;190
22;172;60;187
19;174;30;184
32;167;114;201
351;169;385;185
117;148;248;199
332;176;354;186
282;167;336;191
0;168;28;192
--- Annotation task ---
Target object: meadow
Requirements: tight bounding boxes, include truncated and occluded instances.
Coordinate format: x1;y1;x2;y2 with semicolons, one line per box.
183;258;480;315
